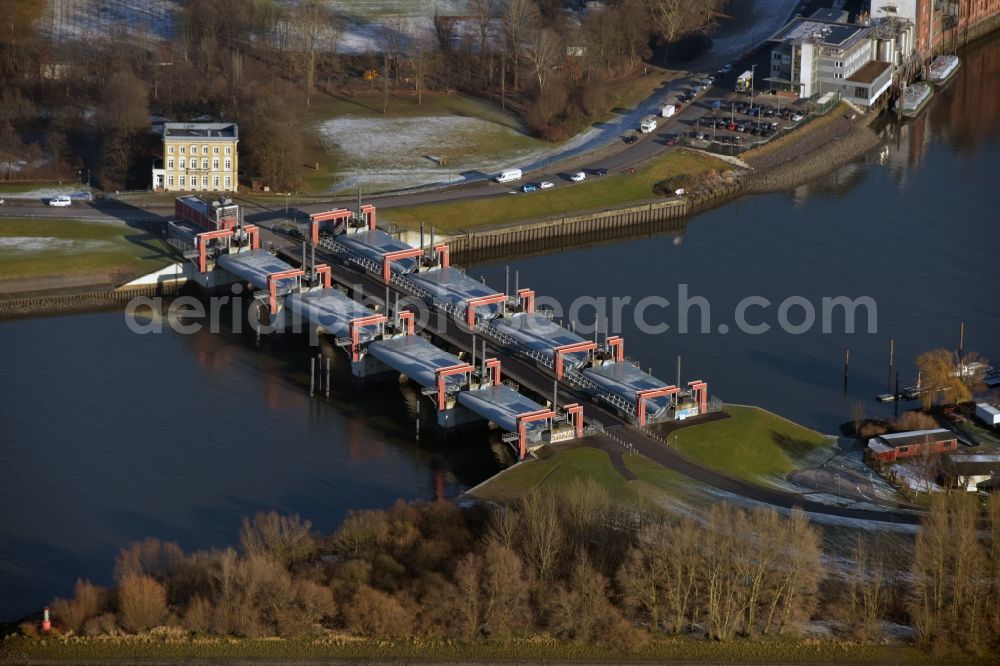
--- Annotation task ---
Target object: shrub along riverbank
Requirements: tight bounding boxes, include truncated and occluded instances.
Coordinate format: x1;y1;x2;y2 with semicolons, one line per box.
7;488;999;661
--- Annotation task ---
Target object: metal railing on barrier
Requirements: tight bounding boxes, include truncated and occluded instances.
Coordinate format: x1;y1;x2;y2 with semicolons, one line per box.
317;234;641;420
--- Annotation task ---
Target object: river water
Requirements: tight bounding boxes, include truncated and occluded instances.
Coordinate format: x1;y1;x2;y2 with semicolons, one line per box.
2;35;999;621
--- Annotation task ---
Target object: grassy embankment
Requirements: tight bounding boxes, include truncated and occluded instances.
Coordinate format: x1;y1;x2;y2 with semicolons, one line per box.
0;218;175;289
670;404;830;483
301;69;674;194
3;633;980;664
741;101;852;163
382;149;725;232
471;406;831;503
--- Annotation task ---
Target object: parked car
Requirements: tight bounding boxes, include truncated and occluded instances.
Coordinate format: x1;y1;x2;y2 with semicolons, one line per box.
720;63;734;74
791;113;804;122
48;195;72;207
665;134;678;146
0;197;4;206
622;133;638;144
522;183;538;193
593;167;608;176
539;181;554;189
570;171;586;182
287;227;303;239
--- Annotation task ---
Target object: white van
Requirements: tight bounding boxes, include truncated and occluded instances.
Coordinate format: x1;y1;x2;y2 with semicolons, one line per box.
640;115;658;133
661;104;676;118
496;168;522;183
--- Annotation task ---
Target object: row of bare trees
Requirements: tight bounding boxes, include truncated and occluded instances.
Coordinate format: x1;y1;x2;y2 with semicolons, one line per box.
0;1;725;189
39;484;1000;653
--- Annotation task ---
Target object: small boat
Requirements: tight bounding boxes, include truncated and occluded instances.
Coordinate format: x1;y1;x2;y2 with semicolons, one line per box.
895;81;933;117
928;55;960;87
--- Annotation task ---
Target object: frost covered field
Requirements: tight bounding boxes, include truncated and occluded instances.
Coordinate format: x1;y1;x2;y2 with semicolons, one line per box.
37;0;470;48
0;237;113;254
319;112;556;193
40;0;179;42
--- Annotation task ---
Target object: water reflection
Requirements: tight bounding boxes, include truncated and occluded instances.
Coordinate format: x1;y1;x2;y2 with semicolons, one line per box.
0;306;506;620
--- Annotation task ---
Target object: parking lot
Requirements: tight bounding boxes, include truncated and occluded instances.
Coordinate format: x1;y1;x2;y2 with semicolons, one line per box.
686;96;808;148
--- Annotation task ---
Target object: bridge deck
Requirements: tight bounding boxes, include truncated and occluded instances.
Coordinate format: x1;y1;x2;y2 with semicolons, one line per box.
217;249;298;291
283;287;378;339
494;312;590;369
367;334;466;389
410;267;503;320
457;385;548;439
333;229;419;274
584;362;679;420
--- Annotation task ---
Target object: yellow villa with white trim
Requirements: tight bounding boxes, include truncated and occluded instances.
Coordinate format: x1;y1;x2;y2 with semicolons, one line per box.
153;122;239;193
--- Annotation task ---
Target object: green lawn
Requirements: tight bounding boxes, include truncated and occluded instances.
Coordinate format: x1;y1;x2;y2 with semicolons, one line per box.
671;406;831;483
302;92;543;194
383;149;725;231
300;71;679;195
470;446;635;503
0;218;176;283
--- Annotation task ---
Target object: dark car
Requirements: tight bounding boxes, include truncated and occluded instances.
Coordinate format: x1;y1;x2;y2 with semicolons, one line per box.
665;134;678;146
287;227;303;239
593;167;609;176
622;134;638;144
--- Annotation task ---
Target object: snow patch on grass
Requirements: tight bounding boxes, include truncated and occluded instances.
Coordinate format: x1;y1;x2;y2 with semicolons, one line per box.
1;187;91;200
318;113;613;193
0;237;114;253
320;115;544;192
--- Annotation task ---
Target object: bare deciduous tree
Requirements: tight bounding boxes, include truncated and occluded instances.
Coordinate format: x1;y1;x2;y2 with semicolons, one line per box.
503;0;540;91
343;585;413;638
518;491;565;581
293;0;338;106
240;511;315;567
117;574;167;633
470;0;498;85
51;579;105;634
647;0;719;46
525;26;561;92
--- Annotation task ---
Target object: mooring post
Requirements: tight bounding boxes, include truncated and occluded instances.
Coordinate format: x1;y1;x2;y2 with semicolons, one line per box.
325;358;331;397
958;321;964;359
887;338;894;393
843;349;850;396
894;371;900;420
310;357;315;396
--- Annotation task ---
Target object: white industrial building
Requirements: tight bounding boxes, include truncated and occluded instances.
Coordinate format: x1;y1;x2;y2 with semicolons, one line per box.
768;11;893;107
976;402;1000;426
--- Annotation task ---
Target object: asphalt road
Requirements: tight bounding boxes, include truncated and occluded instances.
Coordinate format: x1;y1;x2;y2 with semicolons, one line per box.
0;52;772;227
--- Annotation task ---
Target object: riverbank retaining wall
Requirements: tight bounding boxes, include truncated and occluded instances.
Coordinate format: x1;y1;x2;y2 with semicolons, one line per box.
0;282;185;318
447;198;689;264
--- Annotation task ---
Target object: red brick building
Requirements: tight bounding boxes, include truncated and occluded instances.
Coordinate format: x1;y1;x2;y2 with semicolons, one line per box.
866;429;959;465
